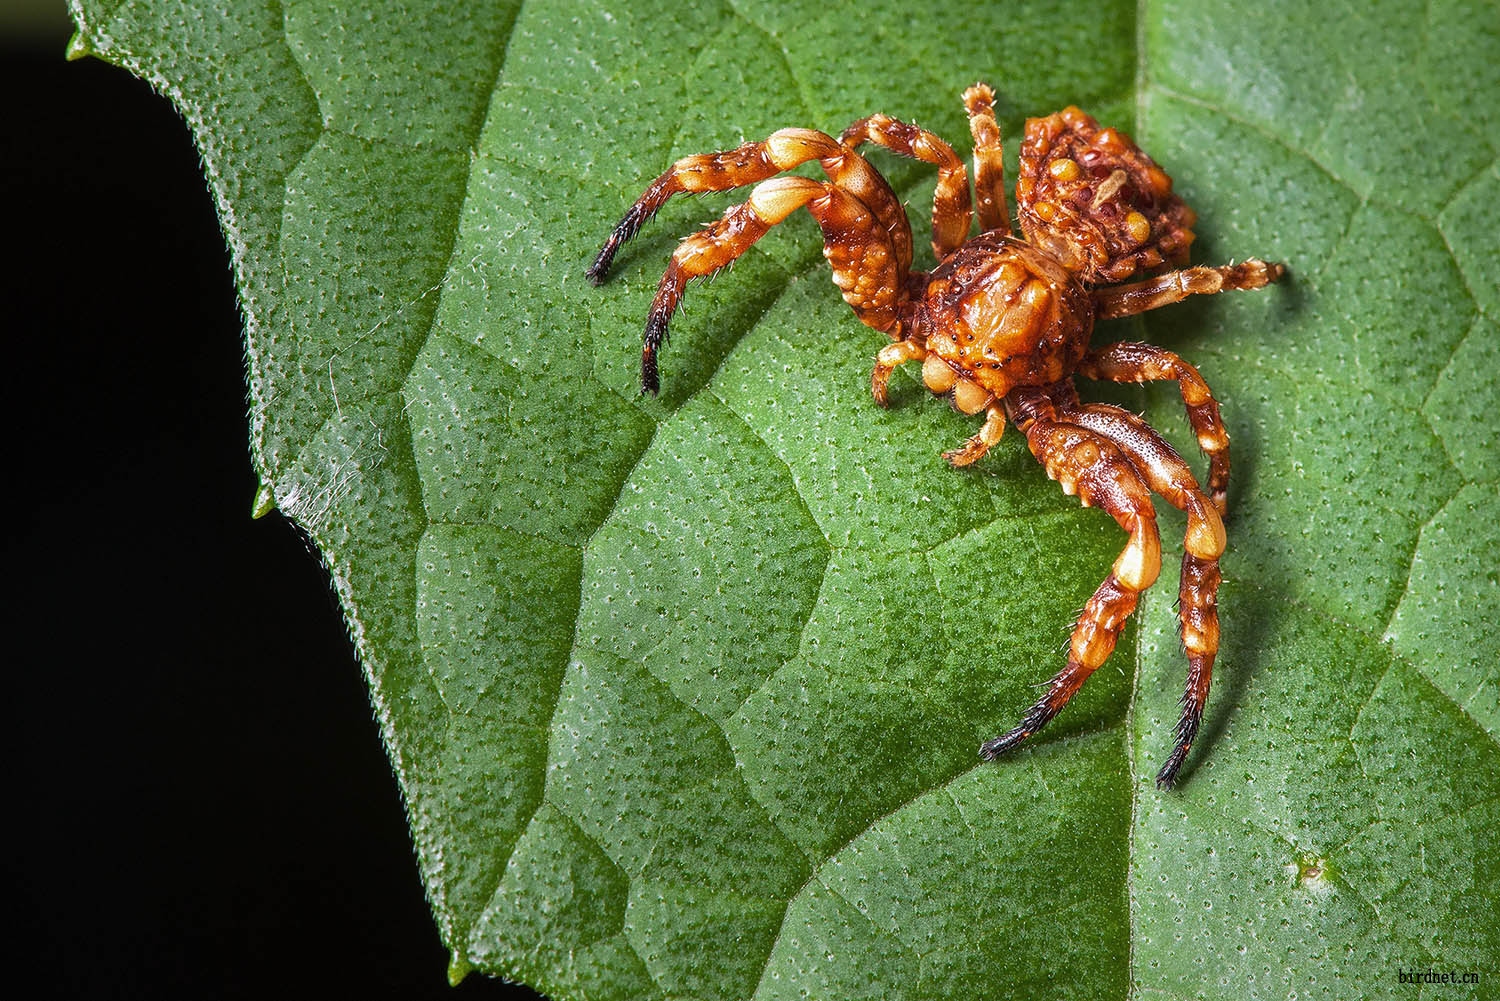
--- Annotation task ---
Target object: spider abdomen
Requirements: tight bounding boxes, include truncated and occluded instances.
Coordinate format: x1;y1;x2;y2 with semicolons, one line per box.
913;233;1093;400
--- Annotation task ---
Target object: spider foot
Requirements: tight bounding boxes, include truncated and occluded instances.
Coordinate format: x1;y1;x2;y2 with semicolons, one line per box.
1155;686;1206;789
941;432;992;468
587;203;651;285
641;312;667;395
979;727;1032;760
1234;257;1286;289
979;702;1058;760
1155;745;1192;790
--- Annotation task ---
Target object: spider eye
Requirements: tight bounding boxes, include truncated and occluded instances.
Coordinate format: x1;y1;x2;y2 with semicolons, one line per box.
1016;107;1197;283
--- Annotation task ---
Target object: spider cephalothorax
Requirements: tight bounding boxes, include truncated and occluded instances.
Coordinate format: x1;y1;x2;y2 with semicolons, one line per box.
587;84;1284;788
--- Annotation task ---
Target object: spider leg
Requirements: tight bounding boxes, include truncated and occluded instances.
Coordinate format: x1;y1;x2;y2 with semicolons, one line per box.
962;83;1011;235
840;114;971;259
588;128;913;283
1053;395;1226;789
1091;259;1284;320
640;176;902;393
980;384;1161;762
1079;341;1231;514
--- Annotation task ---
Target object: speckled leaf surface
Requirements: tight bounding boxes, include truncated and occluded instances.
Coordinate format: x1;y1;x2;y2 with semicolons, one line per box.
71;0;1497;997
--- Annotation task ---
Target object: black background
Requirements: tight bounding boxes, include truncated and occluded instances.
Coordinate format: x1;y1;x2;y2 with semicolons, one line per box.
6;16;542;1001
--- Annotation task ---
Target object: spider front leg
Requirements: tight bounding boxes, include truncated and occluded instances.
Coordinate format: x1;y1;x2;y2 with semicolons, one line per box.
1080;341;1231;514
840;114;971;259
637;176;904;393
981;384;1162;761
1053;394;1226;788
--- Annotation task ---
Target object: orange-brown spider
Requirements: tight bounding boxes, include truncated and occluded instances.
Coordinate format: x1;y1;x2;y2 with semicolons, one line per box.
587;84;1284;788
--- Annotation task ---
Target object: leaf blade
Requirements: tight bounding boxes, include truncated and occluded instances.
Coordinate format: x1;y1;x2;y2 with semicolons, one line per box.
74;0;1500;996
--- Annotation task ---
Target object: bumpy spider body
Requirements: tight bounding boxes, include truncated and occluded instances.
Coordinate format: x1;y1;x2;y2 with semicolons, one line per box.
587;85;1284;788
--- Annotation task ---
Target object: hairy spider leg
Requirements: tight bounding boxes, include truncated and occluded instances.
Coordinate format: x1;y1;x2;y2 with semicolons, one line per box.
1091;259;1285;321
980;383;1162;762
1079;341;1233;515
638;176;903;392
840;114;972;260
1081;259;1282;512
962;83;1011;235
587;128;913;285
1050;392;1226;788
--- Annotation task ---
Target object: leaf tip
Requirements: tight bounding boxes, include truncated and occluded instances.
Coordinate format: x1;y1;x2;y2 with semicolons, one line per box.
64;30;95;62
250;482;277;520
446;953;473;987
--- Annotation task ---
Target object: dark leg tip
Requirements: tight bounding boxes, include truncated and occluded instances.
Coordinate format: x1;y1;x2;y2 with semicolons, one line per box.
1157;703;1202;788
980;701;1061;762
588;206;650;286
1154;744;1190;789
979;728;1031;761
586;242;618;286
640;349;661;396
641;311;671;394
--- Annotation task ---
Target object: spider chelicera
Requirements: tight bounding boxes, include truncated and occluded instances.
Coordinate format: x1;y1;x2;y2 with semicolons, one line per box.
586;83;1284;788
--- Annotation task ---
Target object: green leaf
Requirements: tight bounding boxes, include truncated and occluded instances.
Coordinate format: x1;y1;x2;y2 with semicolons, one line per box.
74;0;1498;997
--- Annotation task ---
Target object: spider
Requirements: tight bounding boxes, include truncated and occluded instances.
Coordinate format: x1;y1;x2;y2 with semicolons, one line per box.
586;84;1284;788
